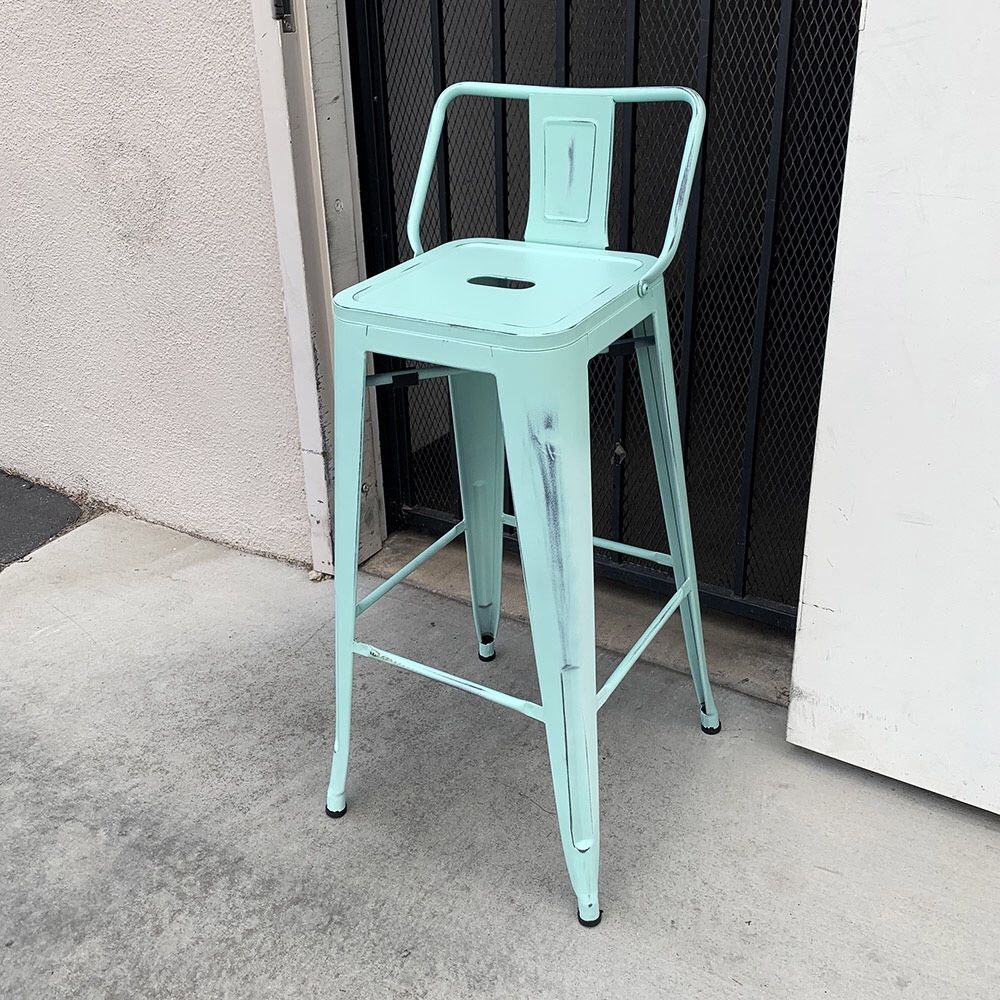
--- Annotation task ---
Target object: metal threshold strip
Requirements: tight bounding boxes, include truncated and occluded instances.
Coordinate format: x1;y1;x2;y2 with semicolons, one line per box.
353;518;688;720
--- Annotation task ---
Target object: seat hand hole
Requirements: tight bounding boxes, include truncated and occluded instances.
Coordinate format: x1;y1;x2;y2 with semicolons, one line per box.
467;275;535;290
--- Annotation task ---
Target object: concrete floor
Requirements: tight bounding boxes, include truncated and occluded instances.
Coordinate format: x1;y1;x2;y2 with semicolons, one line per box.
2;514;998;999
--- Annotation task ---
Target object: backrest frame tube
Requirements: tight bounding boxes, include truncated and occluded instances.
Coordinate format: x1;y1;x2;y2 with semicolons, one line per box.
406;82;706;295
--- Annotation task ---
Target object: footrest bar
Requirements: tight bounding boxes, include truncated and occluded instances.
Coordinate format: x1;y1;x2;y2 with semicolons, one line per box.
366;365;467;388
356;520;466;617
501;513;673;569
353;641;545;722
597;582;690;710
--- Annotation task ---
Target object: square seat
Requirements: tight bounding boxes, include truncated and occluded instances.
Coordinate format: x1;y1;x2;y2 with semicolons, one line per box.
335;238;654;340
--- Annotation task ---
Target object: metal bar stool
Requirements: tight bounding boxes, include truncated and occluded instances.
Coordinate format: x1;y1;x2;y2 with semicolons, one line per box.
326;82;720;926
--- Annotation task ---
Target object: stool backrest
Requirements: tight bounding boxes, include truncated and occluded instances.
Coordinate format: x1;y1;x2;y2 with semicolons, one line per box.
407;83;706;295
524;91;616;251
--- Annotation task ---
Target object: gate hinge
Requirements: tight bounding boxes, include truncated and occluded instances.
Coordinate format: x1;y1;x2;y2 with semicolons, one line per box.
272;0;295;32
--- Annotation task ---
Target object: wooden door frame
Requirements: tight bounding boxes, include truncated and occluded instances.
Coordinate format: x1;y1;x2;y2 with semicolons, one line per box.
250;0;386;572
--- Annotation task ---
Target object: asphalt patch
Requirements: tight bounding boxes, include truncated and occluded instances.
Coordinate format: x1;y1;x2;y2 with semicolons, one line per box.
0;473;83;570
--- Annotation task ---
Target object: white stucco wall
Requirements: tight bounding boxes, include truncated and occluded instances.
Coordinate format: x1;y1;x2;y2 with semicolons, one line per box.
0;3;312;562
787;0;1000;813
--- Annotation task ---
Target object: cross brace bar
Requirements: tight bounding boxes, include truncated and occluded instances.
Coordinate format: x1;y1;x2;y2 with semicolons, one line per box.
353;521;687;718
356;584;689;720
366;365;464;388
500;513;673;569
353;640;545;721
596;581;690;709
356;519;466;617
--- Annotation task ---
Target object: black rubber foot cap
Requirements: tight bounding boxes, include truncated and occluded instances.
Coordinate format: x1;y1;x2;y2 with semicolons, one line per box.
325;805;347;819
701;721;722;735
478;633;496;662
578;910;603;928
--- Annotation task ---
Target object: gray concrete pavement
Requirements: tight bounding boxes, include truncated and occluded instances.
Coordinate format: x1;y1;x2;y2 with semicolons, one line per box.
2;514;998;999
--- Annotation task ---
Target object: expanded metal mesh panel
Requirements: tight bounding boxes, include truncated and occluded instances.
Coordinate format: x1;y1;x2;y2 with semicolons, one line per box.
381;0;438;259
683;0;781;589
586;353;618;540
569;0;626;249
442;1;495;241
355;0;861;625
633;0;701;374
403;368;459;517
395;2;499;518
504;1;557;240
620;352;668;570
621;0;702;557
745;0;862;604
569;0;626;536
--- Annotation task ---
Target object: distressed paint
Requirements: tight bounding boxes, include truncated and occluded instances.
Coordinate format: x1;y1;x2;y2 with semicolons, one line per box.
527;93;615;247
405;83;705;295
538;120;599;223
327;84;716;922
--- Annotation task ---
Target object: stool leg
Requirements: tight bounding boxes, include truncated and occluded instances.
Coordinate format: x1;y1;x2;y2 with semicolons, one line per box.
449;372;505;662
635;291;721;734
497;358;601;926
326;325;368;817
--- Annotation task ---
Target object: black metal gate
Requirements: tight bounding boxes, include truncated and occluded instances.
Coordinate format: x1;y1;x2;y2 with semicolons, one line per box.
345;0;862;630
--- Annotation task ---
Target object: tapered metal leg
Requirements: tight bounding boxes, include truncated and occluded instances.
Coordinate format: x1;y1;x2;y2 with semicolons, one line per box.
449;372;505;661
327;323;369;816
635;288;720;733
498;355;602;925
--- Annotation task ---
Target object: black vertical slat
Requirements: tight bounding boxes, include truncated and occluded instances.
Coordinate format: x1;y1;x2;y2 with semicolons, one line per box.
556;0;569;85
609;354;628;544
372;373;415;525
495;0;513;519
732;0;795;596
348;0;412;526
492;0;508;238
618;0;640;251
346;0;398;272
677;0;713;445
609;0;640;544
492;0;514;530
429;0;451;244
356;0;859;628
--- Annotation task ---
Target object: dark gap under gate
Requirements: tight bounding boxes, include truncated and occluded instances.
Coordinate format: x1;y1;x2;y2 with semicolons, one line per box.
344;0;863;631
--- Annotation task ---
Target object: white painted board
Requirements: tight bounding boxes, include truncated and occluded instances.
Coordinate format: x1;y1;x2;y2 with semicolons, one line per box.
787;0;1000;813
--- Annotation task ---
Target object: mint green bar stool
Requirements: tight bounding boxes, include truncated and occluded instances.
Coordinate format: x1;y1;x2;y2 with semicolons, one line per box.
326;82;719;927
